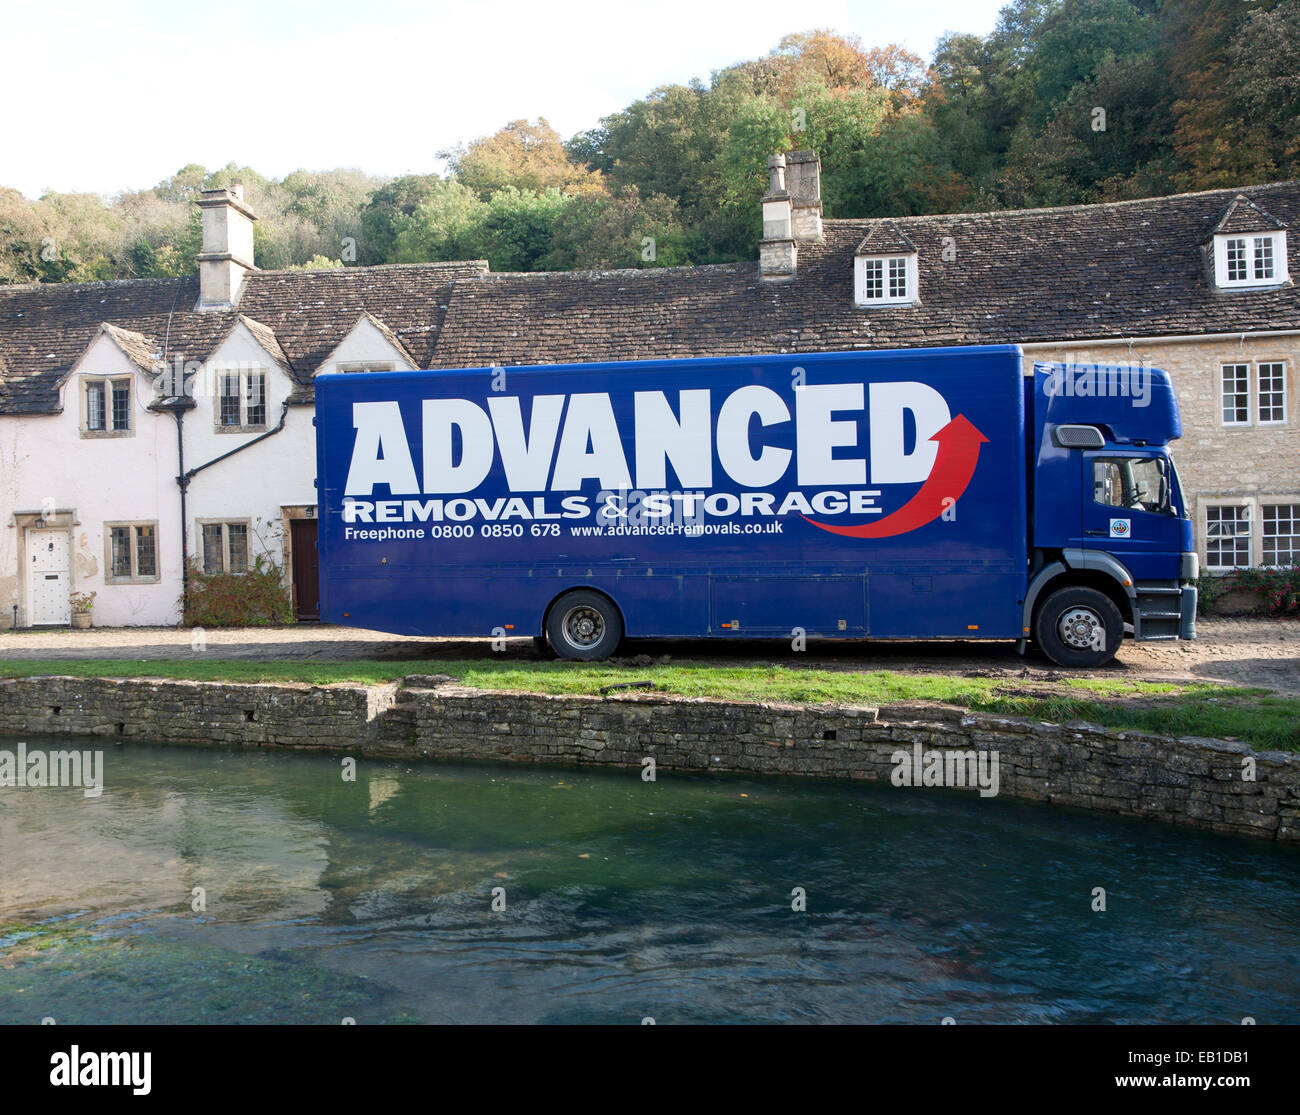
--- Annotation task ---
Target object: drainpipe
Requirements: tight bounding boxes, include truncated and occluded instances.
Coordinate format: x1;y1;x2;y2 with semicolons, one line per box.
156;395;292;620
179;398;293;604
175;408;189;612
153;396;196;616
181;397;291;486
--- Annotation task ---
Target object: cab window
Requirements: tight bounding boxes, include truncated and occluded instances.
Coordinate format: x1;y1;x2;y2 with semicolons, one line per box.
1093;458;1173;515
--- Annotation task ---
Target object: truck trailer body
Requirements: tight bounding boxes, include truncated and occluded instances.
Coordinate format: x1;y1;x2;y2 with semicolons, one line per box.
313;344;1197;665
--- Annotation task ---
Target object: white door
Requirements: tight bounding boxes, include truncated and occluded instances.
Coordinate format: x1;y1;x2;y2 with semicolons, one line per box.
27;529;71;625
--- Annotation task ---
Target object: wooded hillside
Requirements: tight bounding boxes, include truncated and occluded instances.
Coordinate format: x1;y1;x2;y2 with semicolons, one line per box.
3;0;1296;284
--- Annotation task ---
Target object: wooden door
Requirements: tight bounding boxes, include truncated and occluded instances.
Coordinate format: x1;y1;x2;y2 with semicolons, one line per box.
290;518;320;620
27;529;71;625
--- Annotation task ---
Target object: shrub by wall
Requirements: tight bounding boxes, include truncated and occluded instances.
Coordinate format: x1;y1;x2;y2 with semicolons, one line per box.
181;555;293;627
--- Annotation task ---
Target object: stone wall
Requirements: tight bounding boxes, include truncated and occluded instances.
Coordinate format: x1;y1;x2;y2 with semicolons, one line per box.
0;674;1295;843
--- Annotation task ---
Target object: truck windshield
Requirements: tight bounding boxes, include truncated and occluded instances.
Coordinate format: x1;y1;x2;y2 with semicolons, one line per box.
1093;457;1174;516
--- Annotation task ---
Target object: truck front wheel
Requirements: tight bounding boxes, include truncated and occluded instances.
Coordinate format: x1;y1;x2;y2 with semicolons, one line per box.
546;591;624;661
1033;587;1124;668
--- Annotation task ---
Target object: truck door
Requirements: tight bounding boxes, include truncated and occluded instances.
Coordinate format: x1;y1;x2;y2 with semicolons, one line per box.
1081;453;1183;581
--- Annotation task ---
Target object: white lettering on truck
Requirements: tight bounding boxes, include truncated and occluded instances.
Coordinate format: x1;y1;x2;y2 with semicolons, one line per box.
343;381;952;497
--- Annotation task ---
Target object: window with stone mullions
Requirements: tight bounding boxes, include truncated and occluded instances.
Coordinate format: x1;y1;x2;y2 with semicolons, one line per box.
85;377;130;433
219;373;242;426
106;522;157;582
201;523;225;573
111;381;130;429
201;521;250;574
110;527;132;578
87;383;106;431
246;373;266;426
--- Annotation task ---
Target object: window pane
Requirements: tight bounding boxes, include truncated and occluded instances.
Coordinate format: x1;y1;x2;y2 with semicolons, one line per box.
863;259;883;299
226;523;249;574
220;373;242;426
1205;505;1251;568
110;526;132;578
111;380;131;430
135;525;157;578
87;383;105;430
202;523;224;574
1221;364;1249;423
1258;362;1286;423
1253;236;1275;280
1226;238;1247;281
888;257;908;298
1263;505;1300;566
246;373;266;426
1093;459;1170;514
1093;462;1124;507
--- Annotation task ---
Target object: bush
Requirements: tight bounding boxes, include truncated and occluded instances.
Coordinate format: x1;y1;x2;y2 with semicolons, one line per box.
181;553;293;626
1233;565;1300;616
1193;573;1224;618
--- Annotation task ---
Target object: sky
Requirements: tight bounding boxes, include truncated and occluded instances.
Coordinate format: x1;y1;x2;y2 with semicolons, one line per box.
2;0;1012;199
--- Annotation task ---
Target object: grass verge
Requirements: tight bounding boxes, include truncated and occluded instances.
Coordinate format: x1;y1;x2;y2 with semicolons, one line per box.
1;656;1297;750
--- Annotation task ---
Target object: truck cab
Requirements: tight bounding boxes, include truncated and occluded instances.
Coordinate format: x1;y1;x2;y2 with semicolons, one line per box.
1024;362;1198;666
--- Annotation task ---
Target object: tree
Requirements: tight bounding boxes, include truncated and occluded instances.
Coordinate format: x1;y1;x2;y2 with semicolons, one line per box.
358;174;442;264
469;187;574;272
444;118;604;200
391;178;488;263
541;186;688;270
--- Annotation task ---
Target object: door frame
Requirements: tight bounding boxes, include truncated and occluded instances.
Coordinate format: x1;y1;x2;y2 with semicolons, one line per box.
24;525;73;626
11;509;79;628
280;505;319;621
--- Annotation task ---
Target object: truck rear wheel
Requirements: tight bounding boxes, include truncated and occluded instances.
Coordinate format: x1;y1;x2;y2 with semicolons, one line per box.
546;591;623;661
1034;587;1123;668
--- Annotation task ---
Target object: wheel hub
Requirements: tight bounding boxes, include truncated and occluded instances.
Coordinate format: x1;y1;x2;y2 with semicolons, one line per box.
563;606;604;648
1058;607;1105;652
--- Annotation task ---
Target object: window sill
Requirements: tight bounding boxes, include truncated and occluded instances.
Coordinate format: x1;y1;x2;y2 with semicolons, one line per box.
104;577;161;585
80;428;134;439
214;425;269;435
1214;279;1290;292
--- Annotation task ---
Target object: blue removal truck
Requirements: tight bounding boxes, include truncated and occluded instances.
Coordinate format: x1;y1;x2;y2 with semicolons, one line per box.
313;344;1197;666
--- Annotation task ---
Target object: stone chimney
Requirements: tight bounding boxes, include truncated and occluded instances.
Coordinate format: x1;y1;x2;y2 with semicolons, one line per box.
786;150;823;242
759;154;796;281
196;185;257;310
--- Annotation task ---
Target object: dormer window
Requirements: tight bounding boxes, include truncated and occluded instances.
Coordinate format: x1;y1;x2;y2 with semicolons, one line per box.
1216;232;1286;288
855;253;918;306
1206;196;1289;290
853;223;919;307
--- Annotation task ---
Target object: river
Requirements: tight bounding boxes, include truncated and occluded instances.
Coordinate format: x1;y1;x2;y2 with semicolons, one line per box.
1;736;1297;1024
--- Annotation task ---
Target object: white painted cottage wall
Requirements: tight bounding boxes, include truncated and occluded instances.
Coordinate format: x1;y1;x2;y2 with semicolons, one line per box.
183;322;315;583
2;315;414;628
2;335;182;627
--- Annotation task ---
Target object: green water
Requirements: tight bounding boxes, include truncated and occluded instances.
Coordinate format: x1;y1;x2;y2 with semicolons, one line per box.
1;736;1297;1024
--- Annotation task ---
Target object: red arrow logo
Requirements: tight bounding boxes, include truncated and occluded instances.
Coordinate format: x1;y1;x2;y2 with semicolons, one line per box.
805;414;989;539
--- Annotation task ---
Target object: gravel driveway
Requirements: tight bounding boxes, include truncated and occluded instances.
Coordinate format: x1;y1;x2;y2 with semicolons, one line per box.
1;618;1296;695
